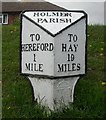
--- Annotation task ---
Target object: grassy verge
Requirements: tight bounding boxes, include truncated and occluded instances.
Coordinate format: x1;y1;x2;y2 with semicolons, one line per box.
0;24;2;119
2;22;105;118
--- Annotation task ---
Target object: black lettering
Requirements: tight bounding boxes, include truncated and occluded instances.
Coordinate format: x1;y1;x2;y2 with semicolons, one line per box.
40;12;46;16
45;43;49;51
49;43;54;51
58;64;64;72
39;64;43;72
74;44;78;52
60;18;66;23
30;34;40;41
34;12;39;17
72;63;76;71
22;43;54;52
50;18;55;23
46;12;52;17
73;35;78;42
64;64;67;72
57;63;81;72
25;63;43;72
22;44;26;52
52;12;58;16
62;44;67;52
35;34;40;41
36;43;40;51
31;63;33;71
28;44;32;51
67;64;71;71
30;34;35;42
34;64;38;71
34;12;72;17
25;63;30;71
68;34;78;42
42;19;48;23
40;43;44;51
77;63;80;70
22;44;30;51
33;54;36;62
33;43;37;51
37;18;42;23
68;44;73;52
66;19;71;23
67;54;75;62
68;34;73;42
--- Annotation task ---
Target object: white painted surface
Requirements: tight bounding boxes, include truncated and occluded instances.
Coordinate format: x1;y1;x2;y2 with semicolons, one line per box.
28;76;79;110
54;18;86;76
21;10;86;110
21;11;86;77
21;16;54;76
24;11;84;35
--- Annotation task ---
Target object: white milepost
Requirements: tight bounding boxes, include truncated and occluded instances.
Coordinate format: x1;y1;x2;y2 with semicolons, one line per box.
20;10;87;110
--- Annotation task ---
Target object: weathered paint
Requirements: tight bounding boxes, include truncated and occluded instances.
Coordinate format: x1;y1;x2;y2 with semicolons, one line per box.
28;76;79;110
20;10;87;77
20;10;87;110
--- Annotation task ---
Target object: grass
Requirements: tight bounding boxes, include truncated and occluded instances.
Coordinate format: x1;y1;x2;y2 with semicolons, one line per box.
2;21;105;118
0;25;2;119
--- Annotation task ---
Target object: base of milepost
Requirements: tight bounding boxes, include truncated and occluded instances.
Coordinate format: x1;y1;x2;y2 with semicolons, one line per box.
28;76;80;110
